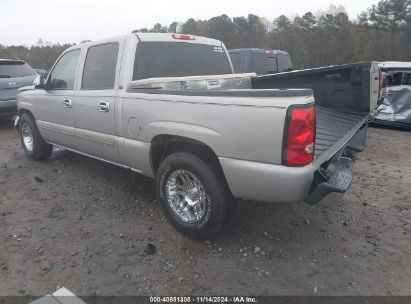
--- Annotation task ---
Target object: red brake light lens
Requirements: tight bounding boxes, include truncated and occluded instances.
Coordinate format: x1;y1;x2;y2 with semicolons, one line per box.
283;106;316;166
172;33;195;40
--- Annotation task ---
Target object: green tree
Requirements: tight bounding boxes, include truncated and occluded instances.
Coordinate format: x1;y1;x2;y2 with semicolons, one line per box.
182;18;200;35
207;15;235;47
169;22;178;33
360;0;411;57
150;23;169;33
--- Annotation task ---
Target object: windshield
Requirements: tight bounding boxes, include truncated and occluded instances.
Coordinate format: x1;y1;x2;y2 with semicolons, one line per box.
0;61;37;78
133;42;233;80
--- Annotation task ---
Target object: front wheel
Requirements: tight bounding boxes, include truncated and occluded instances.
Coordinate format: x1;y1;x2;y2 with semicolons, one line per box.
156;152;233;239
19;113;53;160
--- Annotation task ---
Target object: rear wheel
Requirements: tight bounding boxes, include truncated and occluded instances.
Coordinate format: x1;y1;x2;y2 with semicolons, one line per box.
19;113;53;160
156;152;233;239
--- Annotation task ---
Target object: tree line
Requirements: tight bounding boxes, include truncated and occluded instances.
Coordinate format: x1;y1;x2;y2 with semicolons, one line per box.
1;0;410;70
0;39;73;70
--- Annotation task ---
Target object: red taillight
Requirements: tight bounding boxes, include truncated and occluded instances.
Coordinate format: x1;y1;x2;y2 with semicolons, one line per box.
172;33;195;40
283;105;316;166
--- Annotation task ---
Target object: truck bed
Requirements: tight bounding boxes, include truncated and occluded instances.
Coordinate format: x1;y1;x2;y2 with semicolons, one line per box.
251;62;378;167
315;106;367;159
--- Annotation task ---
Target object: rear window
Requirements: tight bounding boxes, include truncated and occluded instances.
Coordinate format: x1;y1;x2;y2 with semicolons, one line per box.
386;71;411;86
0;61;36;78
133;42;232;80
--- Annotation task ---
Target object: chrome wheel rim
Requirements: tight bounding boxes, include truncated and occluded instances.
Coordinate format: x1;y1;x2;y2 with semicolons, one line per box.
21;122;34;152
165;169;208;224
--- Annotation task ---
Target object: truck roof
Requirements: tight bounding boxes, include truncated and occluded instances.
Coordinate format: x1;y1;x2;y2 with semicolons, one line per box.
136;33;224;46
229;48;289;56
65;33;224;53
379;61;411;69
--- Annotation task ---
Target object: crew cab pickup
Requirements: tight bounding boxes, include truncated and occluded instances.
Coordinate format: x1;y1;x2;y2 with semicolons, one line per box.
15;33;380;239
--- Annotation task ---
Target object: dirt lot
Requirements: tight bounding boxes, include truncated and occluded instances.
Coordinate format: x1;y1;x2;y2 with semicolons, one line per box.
0;119;410;296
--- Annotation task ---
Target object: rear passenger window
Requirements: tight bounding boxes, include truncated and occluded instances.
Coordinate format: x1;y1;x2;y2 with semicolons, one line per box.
82;43;119;90
249;53;268;75
229;53;243;73
277;54;293;72
267;57;278;73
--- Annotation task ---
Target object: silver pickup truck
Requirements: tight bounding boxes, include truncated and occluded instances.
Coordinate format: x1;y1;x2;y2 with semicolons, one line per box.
15;33;380;239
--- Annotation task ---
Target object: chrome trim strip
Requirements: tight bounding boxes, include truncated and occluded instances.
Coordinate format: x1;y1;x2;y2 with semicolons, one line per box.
37;120;115;146
75;128;115;146
37;120;75;136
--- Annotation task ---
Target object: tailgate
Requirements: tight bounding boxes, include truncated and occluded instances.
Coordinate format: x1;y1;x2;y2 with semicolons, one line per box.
314;105;368;169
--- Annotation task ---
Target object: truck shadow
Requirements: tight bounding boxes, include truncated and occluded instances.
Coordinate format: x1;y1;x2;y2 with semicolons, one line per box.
48;148;345;246
0;117;18;141
0;116;15;129
50;147;156;201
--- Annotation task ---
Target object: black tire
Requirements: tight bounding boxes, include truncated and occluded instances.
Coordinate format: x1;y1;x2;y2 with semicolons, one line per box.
19;113;53;160
156;152;233;239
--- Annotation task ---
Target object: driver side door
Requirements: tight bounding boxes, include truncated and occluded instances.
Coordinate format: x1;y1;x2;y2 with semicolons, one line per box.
34;49;81;147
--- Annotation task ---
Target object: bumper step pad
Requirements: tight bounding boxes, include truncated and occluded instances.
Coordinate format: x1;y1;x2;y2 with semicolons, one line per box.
305;157;354;204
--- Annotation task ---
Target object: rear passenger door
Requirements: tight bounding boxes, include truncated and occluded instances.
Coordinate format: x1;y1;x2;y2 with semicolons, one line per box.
72;41;123;163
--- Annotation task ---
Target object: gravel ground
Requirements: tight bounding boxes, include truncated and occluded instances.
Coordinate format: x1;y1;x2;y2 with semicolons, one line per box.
0;119;410;296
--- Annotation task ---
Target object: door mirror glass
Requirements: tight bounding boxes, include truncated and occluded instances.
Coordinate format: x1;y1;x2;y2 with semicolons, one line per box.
50;78;67;89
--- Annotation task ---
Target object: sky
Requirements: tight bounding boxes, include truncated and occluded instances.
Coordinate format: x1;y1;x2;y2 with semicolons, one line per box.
0;0;379;47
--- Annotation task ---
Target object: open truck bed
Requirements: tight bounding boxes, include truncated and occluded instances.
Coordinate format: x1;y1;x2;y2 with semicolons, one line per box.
252;62;379;168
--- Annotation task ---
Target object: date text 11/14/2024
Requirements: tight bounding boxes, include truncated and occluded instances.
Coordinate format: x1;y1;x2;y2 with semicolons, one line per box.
149;296;258;303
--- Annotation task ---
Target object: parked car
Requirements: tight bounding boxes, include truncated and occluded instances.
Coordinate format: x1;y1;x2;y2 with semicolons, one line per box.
0;59;38;117
14;33;380;238
229;48;293;75
372;61;411;129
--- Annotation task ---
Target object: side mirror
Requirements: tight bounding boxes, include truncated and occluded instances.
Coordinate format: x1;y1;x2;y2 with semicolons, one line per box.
33;75;46;89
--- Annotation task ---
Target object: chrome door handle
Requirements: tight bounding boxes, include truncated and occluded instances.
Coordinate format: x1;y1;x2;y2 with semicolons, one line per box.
97;101;110;112
63;99;72;108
